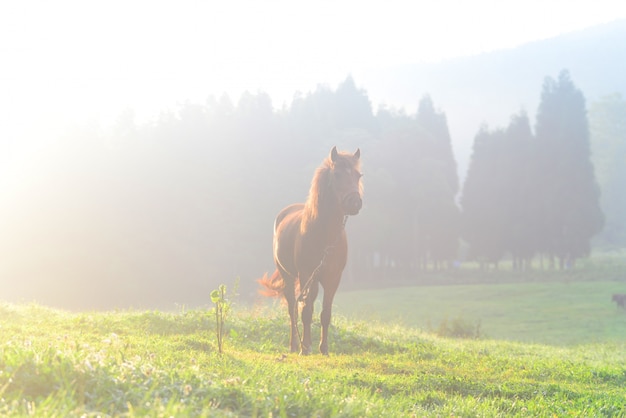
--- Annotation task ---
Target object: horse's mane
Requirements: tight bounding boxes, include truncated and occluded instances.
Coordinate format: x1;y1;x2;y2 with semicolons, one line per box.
301;151;361;233
302;158;331;231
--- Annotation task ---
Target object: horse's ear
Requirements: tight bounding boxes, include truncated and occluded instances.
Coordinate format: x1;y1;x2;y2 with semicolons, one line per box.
354;148;360;159
330;146;338;162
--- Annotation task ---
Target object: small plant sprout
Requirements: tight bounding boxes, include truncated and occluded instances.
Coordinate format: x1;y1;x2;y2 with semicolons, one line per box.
210;284;230;354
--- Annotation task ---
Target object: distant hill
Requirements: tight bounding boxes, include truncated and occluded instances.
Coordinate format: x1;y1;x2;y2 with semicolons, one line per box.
360;19;626;177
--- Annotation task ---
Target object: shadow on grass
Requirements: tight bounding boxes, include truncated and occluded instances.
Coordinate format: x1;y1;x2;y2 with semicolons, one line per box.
98;307;428;357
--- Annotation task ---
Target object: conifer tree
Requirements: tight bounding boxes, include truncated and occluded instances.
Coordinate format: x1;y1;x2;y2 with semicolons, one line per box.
416;95;459;195
460;126;509;267
414;96;460;269
534;70;604;267
589;94;626;248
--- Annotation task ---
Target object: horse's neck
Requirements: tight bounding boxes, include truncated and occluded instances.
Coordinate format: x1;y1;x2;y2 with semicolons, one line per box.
304;197;343;241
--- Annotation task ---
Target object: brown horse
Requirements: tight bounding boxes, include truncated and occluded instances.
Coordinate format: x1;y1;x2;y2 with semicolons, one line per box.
259;146;363;355
612;293;626;309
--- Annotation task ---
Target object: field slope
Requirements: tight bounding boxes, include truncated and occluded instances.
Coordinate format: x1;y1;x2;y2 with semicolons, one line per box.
1;301;625;416
334;280;626;346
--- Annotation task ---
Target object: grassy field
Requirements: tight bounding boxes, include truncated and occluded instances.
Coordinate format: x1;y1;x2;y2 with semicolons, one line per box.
334;280;626;346
1;292;626;417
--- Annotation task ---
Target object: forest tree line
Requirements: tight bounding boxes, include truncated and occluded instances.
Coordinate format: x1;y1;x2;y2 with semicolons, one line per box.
1;70;624;308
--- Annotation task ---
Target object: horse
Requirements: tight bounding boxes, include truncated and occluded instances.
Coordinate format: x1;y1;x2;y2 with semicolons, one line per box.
612;293;626;309
259;146;363;355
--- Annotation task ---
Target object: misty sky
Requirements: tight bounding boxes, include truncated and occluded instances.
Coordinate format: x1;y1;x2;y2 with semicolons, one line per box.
2;0;626;142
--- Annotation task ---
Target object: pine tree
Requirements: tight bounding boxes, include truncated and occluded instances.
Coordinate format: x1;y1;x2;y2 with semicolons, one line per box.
503;112;539;270
334;75;375;132
414;96;460;269
589;94;626;248
534;70;604;267
416;95;459;195
460;125;509;268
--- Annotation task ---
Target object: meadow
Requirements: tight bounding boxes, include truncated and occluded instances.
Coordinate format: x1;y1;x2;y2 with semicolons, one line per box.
1;277;626;417
334;280;626;346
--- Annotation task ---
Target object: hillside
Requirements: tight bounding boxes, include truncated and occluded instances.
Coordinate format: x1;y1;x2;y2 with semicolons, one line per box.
361;18;626;175
1;302;625;416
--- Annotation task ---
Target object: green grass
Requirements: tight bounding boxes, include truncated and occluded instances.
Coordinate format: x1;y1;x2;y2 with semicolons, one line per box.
334;280;626;346
1;297;625;417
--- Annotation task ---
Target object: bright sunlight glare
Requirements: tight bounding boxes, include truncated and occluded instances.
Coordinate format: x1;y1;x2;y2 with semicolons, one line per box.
0;0;625;308
2;0;626;139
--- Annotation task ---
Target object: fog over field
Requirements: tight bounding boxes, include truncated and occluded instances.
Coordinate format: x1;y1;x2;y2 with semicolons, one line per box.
1;2;625;309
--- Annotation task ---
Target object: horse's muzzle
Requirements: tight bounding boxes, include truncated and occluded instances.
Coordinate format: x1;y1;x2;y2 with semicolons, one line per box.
343;192;362;215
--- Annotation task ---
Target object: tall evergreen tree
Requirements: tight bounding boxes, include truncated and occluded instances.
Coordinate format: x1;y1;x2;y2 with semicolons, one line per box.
460;126;509;267
589;94;626;248
334;75;375;133
416;95;459;196
503;112;539;269
414;96;460;269
534;70;604;267
363;96;460;275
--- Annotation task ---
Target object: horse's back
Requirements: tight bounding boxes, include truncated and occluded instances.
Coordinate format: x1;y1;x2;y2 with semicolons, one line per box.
274;203;304;234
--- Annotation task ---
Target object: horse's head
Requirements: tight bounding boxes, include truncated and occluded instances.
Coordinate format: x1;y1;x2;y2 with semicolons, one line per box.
328;146;363;216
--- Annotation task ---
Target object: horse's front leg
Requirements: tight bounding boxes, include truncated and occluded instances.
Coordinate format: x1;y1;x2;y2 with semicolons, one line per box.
299;281;319;355
319;283;338;356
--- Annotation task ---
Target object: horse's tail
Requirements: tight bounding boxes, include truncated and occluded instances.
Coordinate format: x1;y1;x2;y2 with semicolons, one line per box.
258;270;284;297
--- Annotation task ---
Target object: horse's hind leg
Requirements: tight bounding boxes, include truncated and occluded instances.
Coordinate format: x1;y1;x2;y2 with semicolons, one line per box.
283;278;300;353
